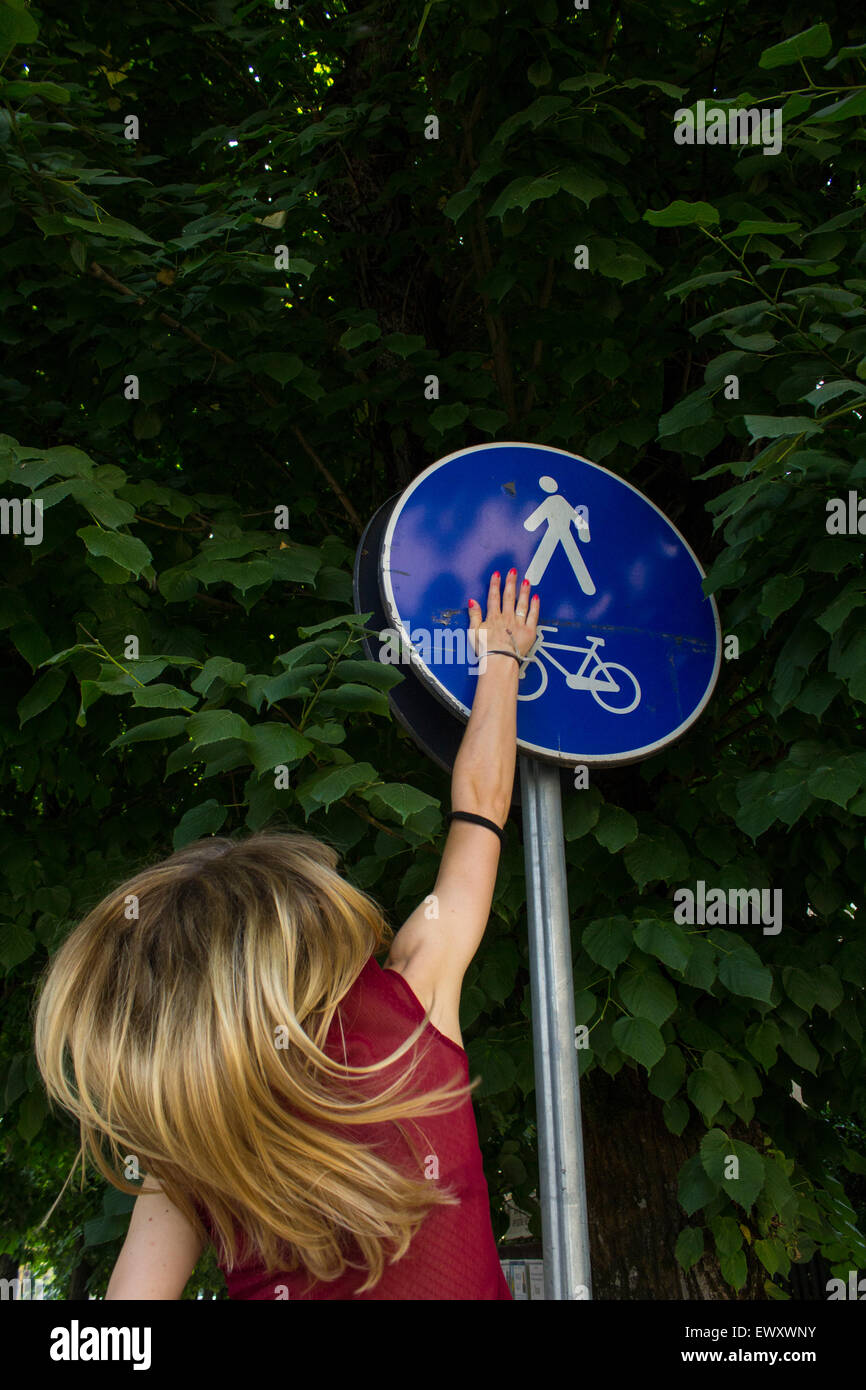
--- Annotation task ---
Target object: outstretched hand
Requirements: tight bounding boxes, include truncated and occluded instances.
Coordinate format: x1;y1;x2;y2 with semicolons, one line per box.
468;568;540;661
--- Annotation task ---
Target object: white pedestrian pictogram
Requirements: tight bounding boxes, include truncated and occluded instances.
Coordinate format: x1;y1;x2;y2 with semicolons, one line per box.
523;475;595;594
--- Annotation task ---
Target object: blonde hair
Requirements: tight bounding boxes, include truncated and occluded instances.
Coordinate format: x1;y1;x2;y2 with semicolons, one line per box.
33;830;480;1293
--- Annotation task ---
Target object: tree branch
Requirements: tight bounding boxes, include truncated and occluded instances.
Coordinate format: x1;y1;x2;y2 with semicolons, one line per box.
87;260;362;533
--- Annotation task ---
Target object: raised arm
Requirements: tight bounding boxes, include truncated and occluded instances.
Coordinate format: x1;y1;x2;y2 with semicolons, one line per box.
383;568;539;1040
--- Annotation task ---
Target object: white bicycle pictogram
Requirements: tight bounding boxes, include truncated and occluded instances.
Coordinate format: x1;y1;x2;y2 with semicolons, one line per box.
517;625;641;714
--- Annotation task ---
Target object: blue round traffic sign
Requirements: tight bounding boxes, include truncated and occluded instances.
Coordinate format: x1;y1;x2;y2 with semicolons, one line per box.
379;442;721;766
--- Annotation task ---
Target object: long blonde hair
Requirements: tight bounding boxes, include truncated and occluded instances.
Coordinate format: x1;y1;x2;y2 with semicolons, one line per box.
33;830;480;1293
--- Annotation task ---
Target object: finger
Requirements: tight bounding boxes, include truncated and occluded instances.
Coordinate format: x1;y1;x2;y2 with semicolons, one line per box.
527;592;540;629
487;570;501;619
515;577;530;618
467;597;482;655
501;567;518;618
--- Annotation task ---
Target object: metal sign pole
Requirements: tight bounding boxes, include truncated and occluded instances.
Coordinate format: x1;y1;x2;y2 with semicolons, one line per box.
520;754;592;1301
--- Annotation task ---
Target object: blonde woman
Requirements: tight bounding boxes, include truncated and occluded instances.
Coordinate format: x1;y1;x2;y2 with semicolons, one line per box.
34;569;540;1300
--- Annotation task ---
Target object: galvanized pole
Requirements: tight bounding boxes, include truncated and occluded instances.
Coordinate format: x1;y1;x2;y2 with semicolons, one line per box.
520;754;592;1300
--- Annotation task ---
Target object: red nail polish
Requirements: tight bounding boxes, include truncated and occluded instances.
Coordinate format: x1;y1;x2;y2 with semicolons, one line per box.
509;568;517;575
468;599;475;607
532;593;538;603
522;579;529;586
492;571;500;578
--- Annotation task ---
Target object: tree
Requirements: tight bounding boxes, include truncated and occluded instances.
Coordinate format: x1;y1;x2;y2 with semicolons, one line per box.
1;0;864;1299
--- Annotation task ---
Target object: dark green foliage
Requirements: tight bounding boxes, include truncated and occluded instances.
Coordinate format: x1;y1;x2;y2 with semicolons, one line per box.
1;0;865;1299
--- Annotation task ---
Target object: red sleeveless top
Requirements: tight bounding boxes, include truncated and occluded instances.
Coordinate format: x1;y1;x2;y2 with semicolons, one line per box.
198;954;512;1300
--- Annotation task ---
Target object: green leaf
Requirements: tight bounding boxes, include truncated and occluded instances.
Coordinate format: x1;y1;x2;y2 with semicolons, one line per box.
718;950;774;1003
108;716;187;750
130;683;193;710
297;613;370;639
759;23;832;69
251;666;323;709
488;176;560;218
812;964;844;1013
825;42;866;70
644;200;719;227
361;783;439;824
687;1068;724;1122
710;1215;743;1257
634;919;692;972
666;270;741;300
0;4;39;45
681;939;717;991
1;79;69;102
429;403;470;433
295;761;377;815
381;332;427;358
559;73;609;92
816;584;866;636
746;1019;780;1070
618;968;677;1026
663;1097;691;1136
678;1154;718;1216
611;1015;665;1069
319;683;389;715
338;323;381;351
675;1226;705;1271
443;188;478;222
82;1214;127;1248
730;220;801;238
62;213;158;245
700;1129;766;1210
527;58;552;87
620;77;685;97
623;830;688;887
253;352;304;384
754;1237;785;1278
593;805;638;852
558;168;608;207
187;709;251;749
745;415;821;442
244;723;313;774
778;1022;819;1073
648;1044;687;1101
466;1039;517;1098
17;668;65;726
0;921;36;972
806;757;860;808
582;916;633;972
76;526;152;576
173;800;227;850
333;659;403;691
17;1088;47;1143
66;480;136;528
479;939;520;1004
758;575;804;622
702;1051;743;1105
719;1249;747;1289
658;392;713;438
190;657;247;696
563;786;603;840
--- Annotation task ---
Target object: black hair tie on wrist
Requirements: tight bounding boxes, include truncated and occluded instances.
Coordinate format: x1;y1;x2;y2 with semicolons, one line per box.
447;811;507;848
487;649;522;665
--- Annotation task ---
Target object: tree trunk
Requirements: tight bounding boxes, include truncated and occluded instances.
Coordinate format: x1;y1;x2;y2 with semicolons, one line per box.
582;1066;764;1298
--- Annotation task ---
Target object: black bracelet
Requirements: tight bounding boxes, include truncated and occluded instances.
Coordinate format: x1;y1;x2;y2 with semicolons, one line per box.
487;649;522;665
447;810;507;847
